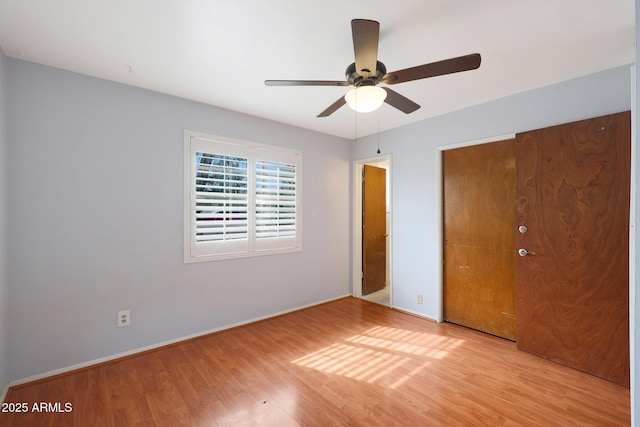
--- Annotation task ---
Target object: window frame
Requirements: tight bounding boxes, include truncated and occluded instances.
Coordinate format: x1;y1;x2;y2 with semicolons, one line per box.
184;131;302;263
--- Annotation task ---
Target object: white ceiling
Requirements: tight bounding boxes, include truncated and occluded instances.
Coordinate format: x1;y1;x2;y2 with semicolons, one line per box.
0;1;635;139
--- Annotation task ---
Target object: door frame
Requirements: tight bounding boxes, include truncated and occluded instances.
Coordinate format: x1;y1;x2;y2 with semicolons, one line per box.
352;154;393;306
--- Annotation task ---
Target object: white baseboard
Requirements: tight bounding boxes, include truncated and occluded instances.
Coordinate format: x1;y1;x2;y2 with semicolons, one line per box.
9;294;352;388
392;306;437;322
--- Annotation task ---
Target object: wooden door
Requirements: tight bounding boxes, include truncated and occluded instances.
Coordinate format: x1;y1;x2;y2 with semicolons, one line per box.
515;111;630;386
443;140;517;340
362;165;387;295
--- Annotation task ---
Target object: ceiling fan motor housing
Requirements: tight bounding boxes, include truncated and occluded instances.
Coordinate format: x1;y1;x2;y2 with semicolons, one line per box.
346;61;386;86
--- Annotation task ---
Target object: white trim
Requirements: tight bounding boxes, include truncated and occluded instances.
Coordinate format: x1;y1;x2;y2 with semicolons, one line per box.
7;294;350;388
352;154;393;307
352;163;363;298
437;133;517;151
393;307;437;322
630;65;637;426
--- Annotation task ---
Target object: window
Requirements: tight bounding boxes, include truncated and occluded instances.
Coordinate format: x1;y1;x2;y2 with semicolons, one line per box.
184;131;302;262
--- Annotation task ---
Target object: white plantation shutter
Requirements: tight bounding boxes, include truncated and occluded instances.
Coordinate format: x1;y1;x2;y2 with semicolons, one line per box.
185;132;302;262
194;153;248;242
255;160;297;239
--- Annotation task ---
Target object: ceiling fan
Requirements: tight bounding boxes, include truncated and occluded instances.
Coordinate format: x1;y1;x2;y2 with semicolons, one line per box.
265;19;481;117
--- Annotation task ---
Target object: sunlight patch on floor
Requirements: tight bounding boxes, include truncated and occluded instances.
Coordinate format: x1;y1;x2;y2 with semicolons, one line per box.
291;326;466;387
294;342;411;383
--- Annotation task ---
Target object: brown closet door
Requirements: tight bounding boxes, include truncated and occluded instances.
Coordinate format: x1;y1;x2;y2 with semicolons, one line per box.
362;165;387;295
515;111;630;386
443;139;517;340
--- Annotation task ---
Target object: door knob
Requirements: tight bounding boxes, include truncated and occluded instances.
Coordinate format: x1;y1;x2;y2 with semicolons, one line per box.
518;248;535;257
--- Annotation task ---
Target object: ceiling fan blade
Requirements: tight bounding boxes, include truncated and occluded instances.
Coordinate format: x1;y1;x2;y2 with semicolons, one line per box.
351;19;380;79
383;53;481;84
382;88;420;114
265;80;350;87
317;96;347;117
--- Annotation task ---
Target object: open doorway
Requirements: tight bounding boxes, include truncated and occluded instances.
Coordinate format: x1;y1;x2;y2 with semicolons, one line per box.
353;155;392;307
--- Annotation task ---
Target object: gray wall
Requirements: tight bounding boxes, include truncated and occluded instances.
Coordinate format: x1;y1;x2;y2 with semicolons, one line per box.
353;64;632;320
0;49;8;395
6;59;352;381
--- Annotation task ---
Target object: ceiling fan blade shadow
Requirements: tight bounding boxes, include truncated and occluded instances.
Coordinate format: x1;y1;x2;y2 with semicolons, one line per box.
265;80;350;86
351;19;380;79
382;88;420;114
383;53;481;84
317;96;347;117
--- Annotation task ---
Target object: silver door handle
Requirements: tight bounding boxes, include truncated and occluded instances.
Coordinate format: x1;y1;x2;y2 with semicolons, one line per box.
518;248;535;257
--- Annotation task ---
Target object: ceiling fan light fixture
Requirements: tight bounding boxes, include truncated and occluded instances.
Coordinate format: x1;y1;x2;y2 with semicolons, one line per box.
345;86;387;113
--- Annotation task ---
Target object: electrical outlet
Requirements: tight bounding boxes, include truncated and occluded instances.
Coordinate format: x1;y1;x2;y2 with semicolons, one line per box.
118;310;130;327
417;294;423;304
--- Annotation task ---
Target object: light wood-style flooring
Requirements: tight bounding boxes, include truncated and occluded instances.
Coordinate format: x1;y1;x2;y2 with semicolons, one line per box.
1;297;630;426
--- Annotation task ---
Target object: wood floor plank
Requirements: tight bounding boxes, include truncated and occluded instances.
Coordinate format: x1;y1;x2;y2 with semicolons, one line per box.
1;297;630;426
105;358;157;425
